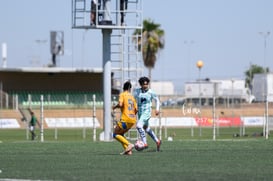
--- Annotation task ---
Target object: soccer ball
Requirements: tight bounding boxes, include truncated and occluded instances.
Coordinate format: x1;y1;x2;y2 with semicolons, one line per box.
134;140;145;151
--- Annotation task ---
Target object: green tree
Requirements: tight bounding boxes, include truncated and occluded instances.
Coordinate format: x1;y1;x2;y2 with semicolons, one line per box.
245;64;269;91
133;19;165;79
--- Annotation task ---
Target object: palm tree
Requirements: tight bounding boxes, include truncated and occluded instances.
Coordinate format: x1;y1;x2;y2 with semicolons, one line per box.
244;64;269;92
133;19;165;79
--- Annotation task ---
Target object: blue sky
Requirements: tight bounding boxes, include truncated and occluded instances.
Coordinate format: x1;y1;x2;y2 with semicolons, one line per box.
0;0;273;93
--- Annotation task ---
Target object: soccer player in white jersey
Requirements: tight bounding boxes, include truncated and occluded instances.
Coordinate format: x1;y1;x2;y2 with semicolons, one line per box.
134;76;162;151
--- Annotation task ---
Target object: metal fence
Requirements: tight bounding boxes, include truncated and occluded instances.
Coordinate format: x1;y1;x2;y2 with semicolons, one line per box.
0;91;121;109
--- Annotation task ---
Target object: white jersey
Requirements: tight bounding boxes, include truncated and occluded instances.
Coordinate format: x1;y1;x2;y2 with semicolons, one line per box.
134;88;160;117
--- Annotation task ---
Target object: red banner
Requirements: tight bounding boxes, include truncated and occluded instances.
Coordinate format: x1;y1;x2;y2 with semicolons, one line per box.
195;117;242;127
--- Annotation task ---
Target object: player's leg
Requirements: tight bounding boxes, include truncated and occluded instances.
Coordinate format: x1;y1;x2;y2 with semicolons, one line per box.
113;122;130;146
136;118;148;148
30;126;35;140
31;131;36;140
113;121;134;154
123;122;135;153
120;0;127;25
145;126;159;143
90;2;96;25
145;126;161;151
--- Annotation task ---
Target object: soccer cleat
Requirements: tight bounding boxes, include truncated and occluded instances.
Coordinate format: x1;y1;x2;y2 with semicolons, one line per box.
120;150;132;155
126;144;134;152
144;144;148;149
156;140;162;152
125;150;132;155
120;151;125;155
120;144;134;155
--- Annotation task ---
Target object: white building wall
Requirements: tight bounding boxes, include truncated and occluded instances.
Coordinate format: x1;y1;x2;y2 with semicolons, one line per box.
150;81;174;95
253;73;273;102
185;79;250;100
185;82;216;97
267;75;273;102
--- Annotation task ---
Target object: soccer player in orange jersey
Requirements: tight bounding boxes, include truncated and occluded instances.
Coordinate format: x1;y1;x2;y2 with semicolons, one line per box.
113;81;138;155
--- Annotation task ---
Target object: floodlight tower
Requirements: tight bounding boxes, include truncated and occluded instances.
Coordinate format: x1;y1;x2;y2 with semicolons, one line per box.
72;0;143;141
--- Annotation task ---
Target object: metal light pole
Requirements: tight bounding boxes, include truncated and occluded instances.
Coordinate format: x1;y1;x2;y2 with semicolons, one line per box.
259;32;270;70
35;39;47;66
196;60;203;107
231;78;234;127
196;60;204;137
259;31;270;139
184;40;195;81
212;83;217;141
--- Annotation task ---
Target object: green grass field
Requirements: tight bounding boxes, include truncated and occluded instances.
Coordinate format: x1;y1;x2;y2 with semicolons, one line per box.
0;128;273;181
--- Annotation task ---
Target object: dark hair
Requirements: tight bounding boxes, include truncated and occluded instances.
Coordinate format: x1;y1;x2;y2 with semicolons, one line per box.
138;76;150;85
123;81;132;90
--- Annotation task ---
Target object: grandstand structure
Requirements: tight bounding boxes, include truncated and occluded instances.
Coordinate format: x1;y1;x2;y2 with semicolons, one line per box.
0;67;112;136
0;67;109;108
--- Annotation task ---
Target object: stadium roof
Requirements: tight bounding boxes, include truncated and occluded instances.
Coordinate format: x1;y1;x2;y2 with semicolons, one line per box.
0;67;103;73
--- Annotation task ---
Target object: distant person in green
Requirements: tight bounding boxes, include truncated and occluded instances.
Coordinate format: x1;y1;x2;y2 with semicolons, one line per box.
28;109;40;140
